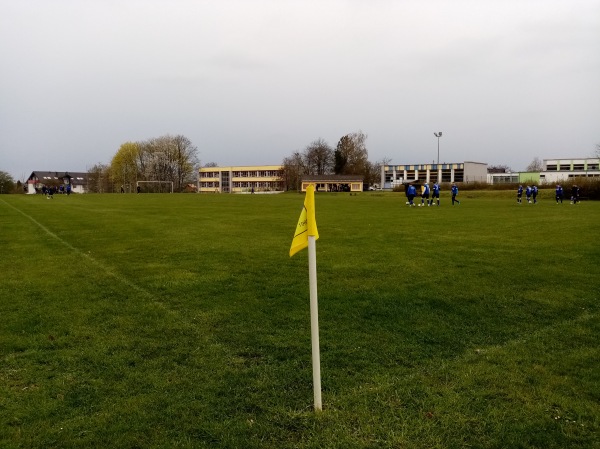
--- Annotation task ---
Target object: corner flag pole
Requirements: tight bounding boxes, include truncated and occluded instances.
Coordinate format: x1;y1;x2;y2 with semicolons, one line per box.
289;184;322;411
308;234;322;411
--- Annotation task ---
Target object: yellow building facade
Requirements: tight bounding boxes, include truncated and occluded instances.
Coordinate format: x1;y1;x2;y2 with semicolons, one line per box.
199;165;284;193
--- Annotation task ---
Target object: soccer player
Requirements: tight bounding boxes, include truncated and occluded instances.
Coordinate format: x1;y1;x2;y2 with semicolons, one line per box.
525;185;532;203
555;184;563;203
451;183;460;205
532;185;538;204
517;185;523;204
407;184;416;206
432;182;440;206
571;185;579;204
421;182;430;206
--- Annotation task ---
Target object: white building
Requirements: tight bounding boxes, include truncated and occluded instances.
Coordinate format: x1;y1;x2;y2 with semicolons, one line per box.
381;161;487;189
540;158;600;184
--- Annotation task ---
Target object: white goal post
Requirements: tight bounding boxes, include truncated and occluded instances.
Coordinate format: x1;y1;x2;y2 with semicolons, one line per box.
136;180;174;193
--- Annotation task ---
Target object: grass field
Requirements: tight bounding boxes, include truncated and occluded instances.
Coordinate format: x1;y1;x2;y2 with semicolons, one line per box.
1;191;599;448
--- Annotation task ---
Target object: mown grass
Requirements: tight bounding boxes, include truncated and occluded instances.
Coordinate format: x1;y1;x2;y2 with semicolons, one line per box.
1;192;599;448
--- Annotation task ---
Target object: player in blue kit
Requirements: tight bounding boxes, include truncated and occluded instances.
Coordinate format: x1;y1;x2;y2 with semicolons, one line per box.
406;184;416;206
431;182;440;206
555;184;563;203
517;185;523;204
532;185;538;204
451;183;460;205
525;185;532;203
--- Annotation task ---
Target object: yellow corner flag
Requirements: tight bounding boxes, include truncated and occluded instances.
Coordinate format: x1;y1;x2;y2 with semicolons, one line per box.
289;184;319;257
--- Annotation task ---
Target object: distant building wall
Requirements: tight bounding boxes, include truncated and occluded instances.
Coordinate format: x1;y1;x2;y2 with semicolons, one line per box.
380;161;488;189
301;175;363;192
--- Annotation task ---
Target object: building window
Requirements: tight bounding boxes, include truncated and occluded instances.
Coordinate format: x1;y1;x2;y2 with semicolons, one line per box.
588;164;599;170
559;164;571;171
546;165;557;171
573;164;584;170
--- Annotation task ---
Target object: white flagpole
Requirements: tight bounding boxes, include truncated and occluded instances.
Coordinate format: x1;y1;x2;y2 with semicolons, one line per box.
308;235;322;411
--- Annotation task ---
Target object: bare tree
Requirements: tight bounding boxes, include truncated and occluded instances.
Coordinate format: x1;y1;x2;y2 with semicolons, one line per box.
303;138;334;175
526;157;543;172
87;163;111;193
281;151;306;191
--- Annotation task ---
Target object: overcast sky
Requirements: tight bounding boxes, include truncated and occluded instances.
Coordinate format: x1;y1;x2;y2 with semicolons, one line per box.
1;0;599;180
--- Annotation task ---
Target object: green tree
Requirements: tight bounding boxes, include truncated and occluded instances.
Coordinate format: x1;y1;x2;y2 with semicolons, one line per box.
0;171;15;194
110;142;140;192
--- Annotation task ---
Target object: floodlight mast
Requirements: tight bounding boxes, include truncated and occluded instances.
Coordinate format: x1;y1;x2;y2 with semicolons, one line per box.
434;132;442;167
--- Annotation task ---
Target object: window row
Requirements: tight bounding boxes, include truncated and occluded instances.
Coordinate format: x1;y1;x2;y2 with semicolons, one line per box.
546;164;600;171
232;171;282;178
232;181;283;188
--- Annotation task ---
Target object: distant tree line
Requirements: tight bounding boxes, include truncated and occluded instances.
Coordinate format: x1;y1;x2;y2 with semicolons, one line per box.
281;131;389;190
87;134;199;193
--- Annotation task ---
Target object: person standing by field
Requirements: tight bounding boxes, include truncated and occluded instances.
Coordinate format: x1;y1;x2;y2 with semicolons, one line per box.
517;185;523;204
532;185;538;204
451;183;460;205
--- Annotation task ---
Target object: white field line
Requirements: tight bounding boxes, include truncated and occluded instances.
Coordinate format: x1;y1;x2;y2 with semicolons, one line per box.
2;199;155;300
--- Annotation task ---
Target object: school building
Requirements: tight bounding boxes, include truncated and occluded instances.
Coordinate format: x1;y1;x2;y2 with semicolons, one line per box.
198;165;284;193
380;161;488;189
540;158;600;183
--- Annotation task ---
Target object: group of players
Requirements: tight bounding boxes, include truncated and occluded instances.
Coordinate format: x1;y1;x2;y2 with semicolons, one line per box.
404;182;583;207
517;184;581;204
405;182;461;207
516;185;539;204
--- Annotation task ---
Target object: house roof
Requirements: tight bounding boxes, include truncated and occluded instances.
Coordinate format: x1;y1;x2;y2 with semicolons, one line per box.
301;174;364;182
28;171;89;182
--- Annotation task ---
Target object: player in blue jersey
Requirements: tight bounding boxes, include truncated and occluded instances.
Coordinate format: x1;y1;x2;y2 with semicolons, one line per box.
517;185;523;204
451;183;460;205
421;182;430;206
406;184;416;206
555;184;563;203
431;182;440;206
532;185;538;204
525;185;532;203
